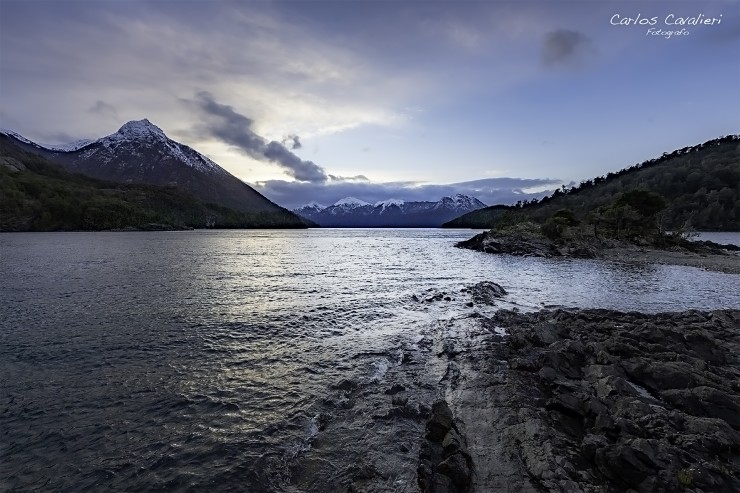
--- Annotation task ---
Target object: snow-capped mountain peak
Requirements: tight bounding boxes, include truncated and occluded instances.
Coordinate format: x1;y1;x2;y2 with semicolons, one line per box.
333;197;371;208
2;119;226;175
435;194;486;211
374;198;405;209
103;119;167;144
294;201;326;213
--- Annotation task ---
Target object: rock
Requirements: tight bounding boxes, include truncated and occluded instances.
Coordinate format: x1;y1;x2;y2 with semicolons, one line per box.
595;439;661;489
468;281;507;304
333;378;358;391
438;452;472;488
487;308;740;492
660;386;740;428
426;401;455;442
418;400;471;492
538;366;559;382
581;434;609;461
441;429;465;455
385;383;406;395
392;394;409;406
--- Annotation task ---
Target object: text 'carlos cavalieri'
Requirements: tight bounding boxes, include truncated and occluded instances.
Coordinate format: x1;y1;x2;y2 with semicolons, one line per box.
611;13;723;39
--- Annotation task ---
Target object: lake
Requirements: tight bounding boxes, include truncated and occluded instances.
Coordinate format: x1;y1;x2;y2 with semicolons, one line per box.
1;229;738;491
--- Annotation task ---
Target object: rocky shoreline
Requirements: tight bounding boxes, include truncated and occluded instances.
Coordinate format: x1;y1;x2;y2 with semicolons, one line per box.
456;230;740;274
415;291;740;492
279;281;739;492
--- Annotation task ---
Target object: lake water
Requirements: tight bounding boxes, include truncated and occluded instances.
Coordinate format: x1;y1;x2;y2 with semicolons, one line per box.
696;231;740;247
1;229;739;492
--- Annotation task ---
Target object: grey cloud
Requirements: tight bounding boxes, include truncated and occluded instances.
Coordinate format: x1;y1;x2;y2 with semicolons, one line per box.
328;174;369;182
264;140;327;182
252;177;560;209
541;29;595;67
192;91;328;182
282;134;301;150
88;100;118;120
192;91;264;153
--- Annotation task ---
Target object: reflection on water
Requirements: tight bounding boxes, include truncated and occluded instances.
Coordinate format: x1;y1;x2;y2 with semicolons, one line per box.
0;229;738;491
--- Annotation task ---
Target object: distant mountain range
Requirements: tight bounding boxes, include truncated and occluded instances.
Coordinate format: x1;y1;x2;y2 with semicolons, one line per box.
294;194;487;227
0;120;308;229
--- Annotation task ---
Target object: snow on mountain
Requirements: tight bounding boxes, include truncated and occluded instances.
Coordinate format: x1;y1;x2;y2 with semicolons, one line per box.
434;194;487;211
1;129;94;152
39;139;95;152
2;120;226;175
304;201;326;210
333;197;371;208
293;194;487;227
0;128;43;148
374;198;405;210
110;119;167;142
293;201;326;214
76;119;227;175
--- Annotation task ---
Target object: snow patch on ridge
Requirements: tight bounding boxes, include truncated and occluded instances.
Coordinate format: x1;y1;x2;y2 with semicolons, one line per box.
39;139;95;152
374;198;405;210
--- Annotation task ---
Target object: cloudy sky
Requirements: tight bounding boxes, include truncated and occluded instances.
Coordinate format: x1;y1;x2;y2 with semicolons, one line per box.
1;0;738;208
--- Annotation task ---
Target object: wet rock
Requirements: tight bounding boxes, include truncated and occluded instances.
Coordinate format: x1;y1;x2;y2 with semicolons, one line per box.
380;403;423;420
392;394;409;406
385;383;406;395
333;379;359;391
418;400;471;492
472;308;740;492
467;281;507;304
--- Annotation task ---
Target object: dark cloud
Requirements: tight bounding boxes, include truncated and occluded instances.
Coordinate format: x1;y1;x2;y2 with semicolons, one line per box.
264;140;326;182
252;177;560;209
328;174;369;182
282;134;302;150
88;100;118;120
541;29;595;68
191;91;328;182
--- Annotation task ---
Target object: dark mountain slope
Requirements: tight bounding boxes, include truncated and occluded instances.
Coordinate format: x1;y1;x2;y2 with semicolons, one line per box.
445;136;740;231
0;136;307;231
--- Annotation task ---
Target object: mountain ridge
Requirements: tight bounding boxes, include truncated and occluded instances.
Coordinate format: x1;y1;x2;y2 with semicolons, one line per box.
0;134;309;231
294;193;487;227
0;120;299;218
444;135;740;231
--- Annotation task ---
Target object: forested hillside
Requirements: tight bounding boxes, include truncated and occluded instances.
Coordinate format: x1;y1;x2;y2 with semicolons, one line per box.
0;137;308;231
445;136;740;231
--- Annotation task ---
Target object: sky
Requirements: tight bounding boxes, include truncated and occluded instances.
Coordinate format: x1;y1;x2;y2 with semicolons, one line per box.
1;0;738;208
